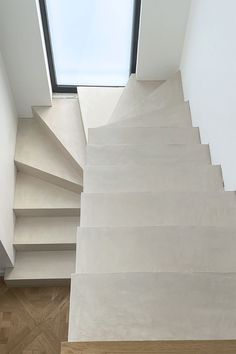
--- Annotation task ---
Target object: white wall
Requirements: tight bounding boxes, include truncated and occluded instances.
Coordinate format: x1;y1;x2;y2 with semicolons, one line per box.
0;51;18;269
136;0;191;80
181;0;236;190
0;0;52;117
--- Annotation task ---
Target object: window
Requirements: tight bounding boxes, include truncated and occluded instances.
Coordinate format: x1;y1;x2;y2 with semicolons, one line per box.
39;0;141;92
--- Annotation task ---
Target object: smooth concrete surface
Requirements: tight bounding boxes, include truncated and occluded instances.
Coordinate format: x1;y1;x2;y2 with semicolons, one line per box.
0;51;17;267
86;144;211;165
77;226;236;273
15;118;83;190
69;71;236;342
33;98;86;169
14;216;79;251
80;191;236;227
88;127;200;145
15;161;82;194
5;250;75;285
69;272;236;341
84;164;223;193
110;75;163;122
108;102;192;128
77;87;124;141
111;72;184;123
14;173;80;213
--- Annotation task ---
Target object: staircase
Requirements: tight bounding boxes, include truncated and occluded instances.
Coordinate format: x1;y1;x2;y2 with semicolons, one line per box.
66;72;236;349
5;98;86;286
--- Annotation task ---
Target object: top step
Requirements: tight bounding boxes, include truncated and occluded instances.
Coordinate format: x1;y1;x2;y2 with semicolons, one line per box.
110;72;184;123
109;74;163;122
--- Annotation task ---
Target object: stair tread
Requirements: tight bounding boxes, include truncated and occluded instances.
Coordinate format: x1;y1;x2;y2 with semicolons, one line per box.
14;216;79;250
5;250;75;283
15;118;82;188
33;98;86;169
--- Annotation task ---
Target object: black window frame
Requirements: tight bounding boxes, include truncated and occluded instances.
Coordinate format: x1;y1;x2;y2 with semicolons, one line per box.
39;0;141;93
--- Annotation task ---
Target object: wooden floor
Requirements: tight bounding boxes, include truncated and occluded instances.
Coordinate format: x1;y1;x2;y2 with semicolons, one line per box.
0;278;70;354
61;340;236;354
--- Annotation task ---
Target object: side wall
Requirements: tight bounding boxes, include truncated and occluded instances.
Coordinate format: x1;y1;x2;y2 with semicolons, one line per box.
0;0;52;117
181;0;236;190
0;51;18;269
136;0;191;80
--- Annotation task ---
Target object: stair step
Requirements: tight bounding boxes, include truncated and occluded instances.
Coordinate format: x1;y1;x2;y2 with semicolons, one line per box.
4;250;75;286
33;98;86;169
84;164;223;193
14;216;79;251
107;102;192;128
69;272;236;341
86;144;211;165
14;173;80;216
80;191;236;227
109;74;163;122
15;118;83;193
77;226;236;273
110;72;184;123
88;127;200;145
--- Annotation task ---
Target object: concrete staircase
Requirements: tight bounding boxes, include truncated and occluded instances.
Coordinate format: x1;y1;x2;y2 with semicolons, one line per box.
5;98;85;286
68;72;236;345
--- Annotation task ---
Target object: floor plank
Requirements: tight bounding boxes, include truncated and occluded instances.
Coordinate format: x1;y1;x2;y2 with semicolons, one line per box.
0;278;69;354
61;340;236;354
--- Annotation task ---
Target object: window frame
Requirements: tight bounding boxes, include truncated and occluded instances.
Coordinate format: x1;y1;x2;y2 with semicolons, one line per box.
39;0;141;93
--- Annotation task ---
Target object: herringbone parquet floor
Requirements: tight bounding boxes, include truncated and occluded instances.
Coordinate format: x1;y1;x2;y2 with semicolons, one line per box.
0;279;69;354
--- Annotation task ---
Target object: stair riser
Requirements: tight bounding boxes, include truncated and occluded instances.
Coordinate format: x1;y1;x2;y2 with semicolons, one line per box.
86;145;211;166
14;209;80;217
5;279;71;287
80;193;236;227
88;127;200;145
14;243;76;251
16;161;83;193
69;273;236;341
4;251;75;286
77;227;236;273
84;165;223;193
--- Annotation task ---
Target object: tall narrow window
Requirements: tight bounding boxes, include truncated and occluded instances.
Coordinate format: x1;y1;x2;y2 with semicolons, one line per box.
40;0;141;92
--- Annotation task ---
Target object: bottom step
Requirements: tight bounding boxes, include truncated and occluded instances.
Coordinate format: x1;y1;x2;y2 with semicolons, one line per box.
5;250;75;286
61;340;236;354
69;272;236;341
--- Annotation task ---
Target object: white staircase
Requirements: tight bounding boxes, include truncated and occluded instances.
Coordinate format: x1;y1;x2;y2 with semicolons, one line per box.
68;72;236;342
5;98;85;286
